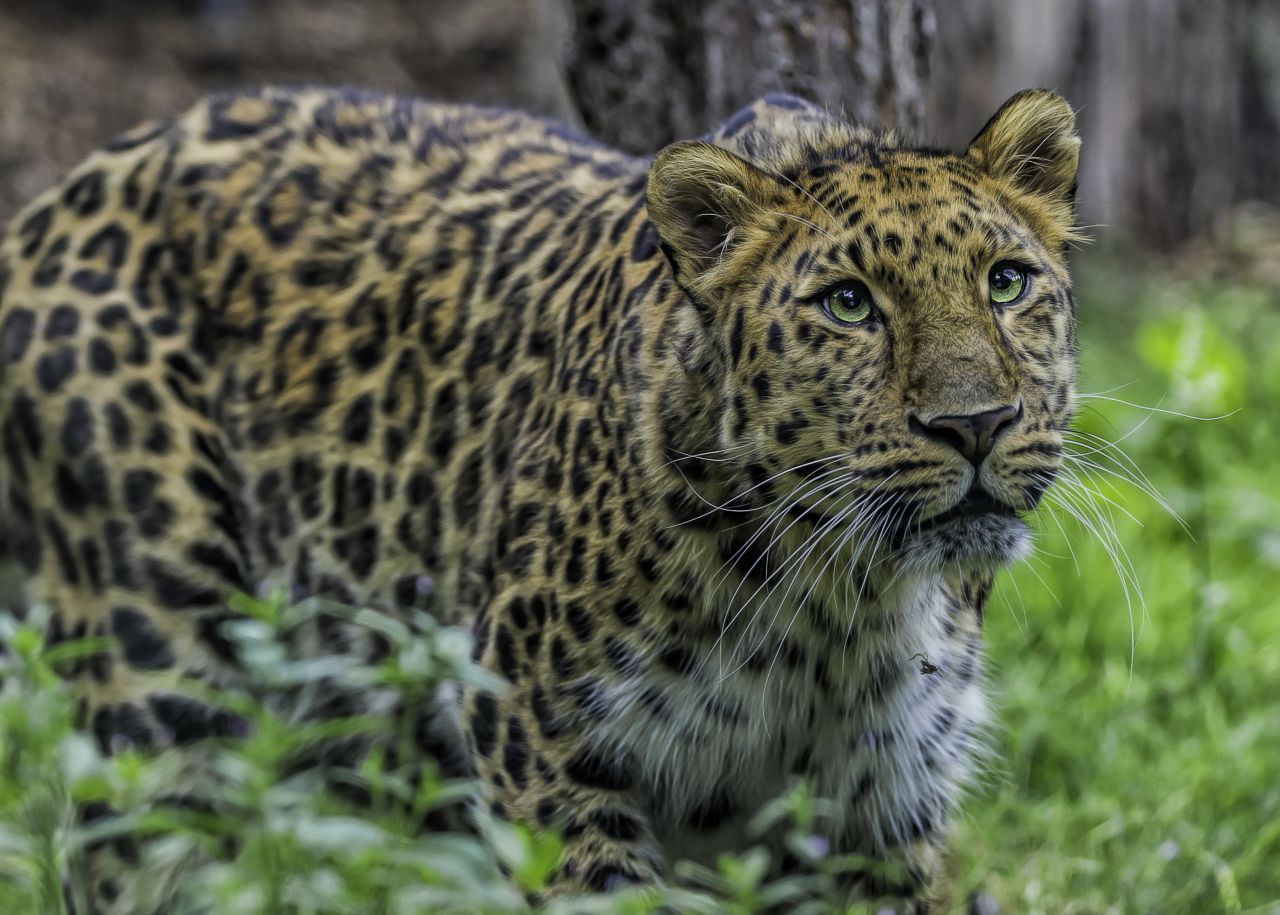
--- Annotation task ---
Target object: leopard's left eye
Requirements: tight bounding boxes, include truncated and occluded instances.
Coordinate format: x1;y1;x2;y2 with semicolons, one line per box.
989;262;1030;306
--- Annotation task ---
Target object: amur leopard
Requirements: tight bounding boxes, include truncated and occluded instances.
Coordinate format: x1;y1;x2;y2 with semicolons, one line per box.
0;86;1080;911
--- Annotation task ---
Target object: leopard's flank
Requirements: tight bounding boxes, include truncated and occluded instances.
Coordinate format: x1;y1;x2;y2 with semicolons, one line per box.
0;86;1080;911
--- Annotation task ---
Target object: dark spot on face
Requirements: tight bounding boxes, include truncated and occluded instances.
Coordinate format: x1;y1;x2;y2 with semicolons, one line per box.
143;422;172;454
64;169;106;217
550;636;575;678
775;414;809;446
631;222;659;261
658;644;695;675
530;684;564;739
584;862;641;892
767;320;785;354
564;536;586;584
752;371;771;400
729;305;746;366
188;543;245;588
604;636;642;676
333;524;378;580
124;380;161;412
103;403;131;449
536;798;558;826
88;338;117;375
92;703;154;753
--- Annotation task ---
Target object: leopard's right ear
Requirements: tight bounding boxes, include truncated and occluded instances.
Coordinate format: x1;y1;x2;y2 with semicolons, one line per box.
646;141;785;296
967;89;1080;237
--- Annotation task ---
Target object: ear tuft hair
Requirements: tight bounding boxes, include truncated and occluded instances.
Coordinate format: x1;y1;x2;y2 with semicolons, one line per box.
967;89;1080;235
646;141;784;295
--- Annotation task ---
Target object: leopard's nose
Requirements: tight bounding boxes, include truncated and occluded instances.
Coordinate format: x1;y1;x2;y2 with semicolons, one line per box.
909;402;1022;467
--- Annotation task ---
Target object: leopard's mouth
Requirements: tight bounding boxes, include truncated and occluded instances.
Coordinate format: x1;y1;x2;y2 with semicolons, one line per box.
892;487;1030;571
916;488;1020;532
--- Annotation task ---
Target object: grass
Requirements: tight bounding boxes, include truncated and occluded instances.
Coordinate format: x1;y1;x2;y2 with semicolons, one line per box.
948;231;1280;914
1;231;1278;913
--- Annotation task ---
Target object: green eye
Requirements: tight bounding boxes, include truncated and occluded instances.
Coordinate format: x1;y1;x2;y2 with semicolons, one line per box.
821;282;875;326
989;263;1029;305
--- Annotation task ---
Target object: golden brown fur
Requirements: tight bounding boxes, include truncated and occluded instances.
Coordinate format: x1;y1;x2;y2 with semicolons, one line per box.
0;87;1079;911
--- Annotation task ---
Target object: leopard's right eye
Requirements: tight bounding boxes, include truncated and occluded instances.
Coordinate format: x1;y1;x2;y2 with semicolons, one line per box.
819;282;876;326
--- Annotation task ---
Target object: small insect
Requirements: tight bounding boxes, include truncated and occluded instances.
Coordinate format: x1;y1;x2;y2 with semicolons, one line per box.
907;652;940;675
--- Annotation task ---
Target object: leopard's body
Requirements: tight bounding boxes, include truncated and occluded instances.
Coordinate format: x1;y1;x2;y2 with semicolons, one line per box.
0;86;1080;911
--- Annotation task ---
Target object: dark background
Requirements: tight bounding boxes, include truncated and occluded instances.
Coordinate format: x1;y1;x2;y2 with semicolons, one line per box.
2;2;1279;911
2;0;1279;250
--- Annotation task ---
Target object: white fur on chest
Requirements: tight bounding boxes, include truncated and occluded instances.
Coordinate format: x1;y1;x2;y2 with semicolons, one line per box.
587;574;988;866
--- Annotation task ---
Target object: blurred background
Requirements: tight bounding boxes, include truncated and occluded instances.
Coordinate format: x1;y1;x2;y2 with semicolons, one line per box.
1;1;1278;911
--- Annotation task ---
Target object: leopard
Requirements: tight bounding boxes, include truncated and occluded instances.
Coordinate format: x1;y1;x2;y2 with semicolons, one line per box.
0;84;1080;912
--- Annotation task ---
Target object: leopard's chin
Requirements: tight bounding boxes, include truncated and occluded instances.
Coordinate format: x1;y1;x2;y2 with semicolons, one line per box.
894;492;1032;573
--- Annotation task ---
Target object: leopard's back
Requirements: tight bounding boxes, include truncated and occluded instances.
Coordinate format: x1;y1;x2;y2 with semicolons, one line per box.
0;87;648;624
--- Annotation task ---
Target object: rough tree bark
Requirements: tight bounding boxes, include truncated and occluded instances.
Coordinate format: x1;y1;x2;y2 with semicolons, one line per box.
563;0;935;154
928;0;1280;250
0;0;573;222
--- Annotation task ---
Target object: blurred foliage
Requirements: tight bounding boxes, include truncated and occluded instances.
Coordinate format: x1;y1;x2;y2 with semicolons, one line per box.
1;234;1278;913
948;232;1280;914
0;593;897;914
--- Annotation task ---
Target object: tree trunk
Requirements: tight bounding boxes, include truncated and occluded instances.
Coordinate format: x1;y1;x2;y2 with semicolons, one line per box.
1237;0;1280;209
563;0;935;154
928;0;1280;250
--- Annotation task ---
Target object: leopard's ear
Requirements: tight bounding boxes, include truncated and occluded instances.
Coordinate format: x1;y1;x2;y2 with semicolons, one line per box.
646;141;785;296
967;89;1080;225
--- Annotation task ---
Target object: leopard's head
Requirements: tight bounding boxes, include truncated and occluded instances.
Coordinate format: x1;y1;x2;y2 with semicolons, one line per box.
647;90;1080;573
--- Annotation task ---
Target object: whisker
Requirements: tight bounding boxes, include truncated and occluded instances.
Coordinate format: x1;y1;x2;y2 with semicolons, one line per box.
855;494;917;600
1076;393;1239;422
1055;459;1148;528
767;209;837;242
1040;467;1147;678
661;443;748;467
1018;549;1062;612
759;499;884;690
666;450;852;529
777;484;899;624
752;162;841;232
1074;381;1141;399
705;469;862;668
1062;429;1187;532
708;462;859;593
716;474;895;680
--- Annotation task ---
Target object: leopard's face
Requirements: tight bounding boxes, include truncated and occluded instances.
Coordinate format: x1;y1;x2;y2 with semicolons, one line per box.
649;90;1081;575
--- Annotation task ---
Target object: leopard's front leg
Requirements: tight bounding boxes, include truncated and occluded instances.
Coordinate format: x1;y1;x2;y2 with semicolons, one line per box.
462;683;665;895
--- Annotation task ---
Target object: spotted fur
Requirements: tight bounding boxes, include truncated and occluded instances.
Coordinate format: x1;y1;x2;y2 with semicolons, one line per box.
0;86;1079;911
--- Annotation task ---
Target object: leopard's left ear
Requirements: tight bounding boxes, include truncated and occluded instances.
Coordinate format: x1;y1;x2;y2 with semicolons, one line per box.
967;89;1080;224
646;141;785;297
